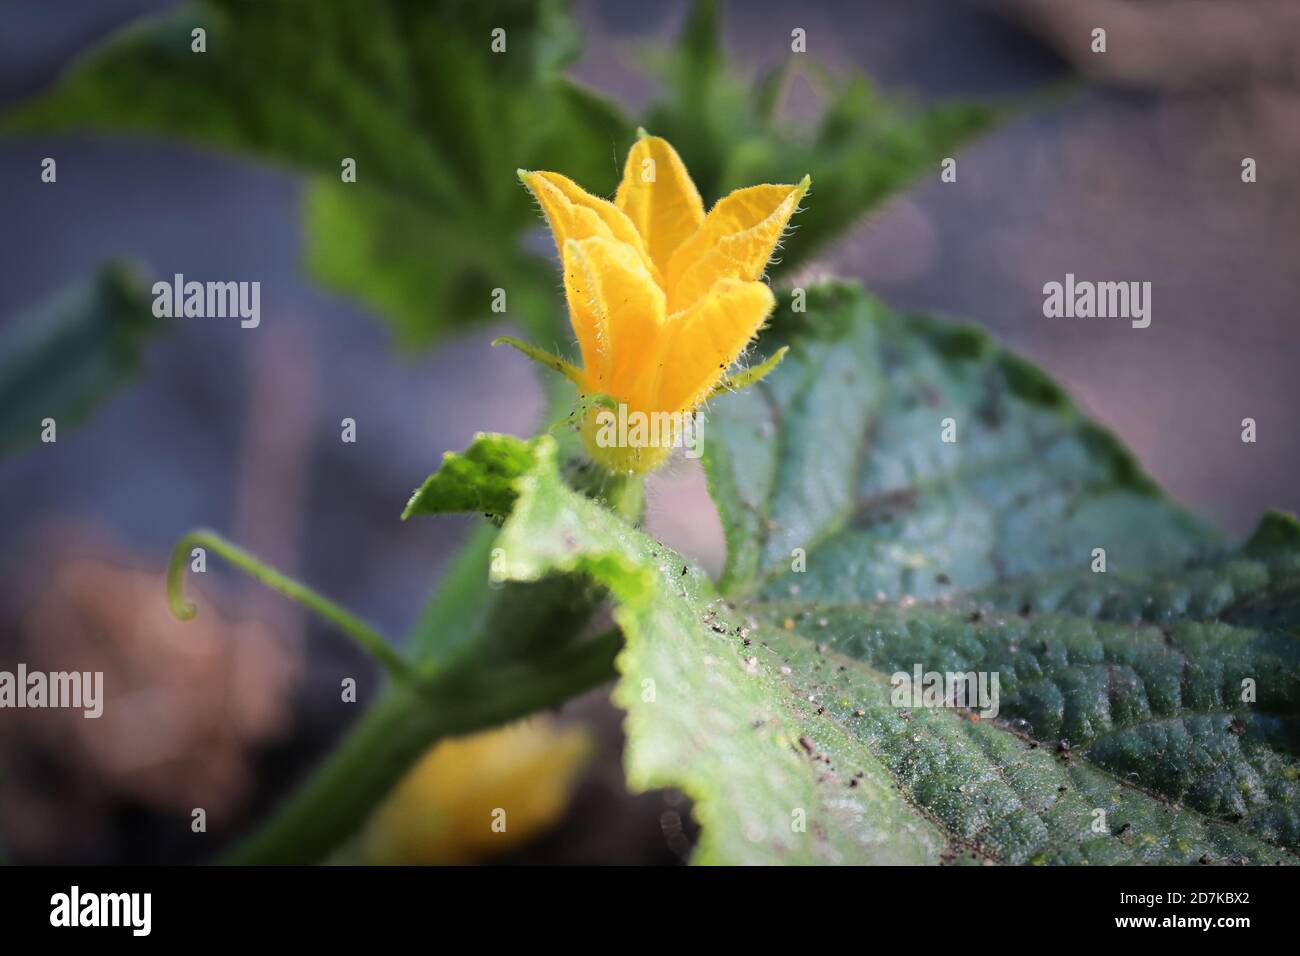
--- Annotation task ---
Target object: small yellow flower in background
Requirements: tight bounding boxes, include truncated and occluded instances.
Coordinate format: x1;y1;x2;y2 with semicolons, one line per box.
504;130;810;474
358;721;591;865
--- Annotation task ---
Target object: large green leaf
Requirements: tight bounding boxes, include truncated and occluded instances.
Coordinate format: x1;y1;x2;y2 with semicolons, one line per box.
0;264;159;461
698;284;1300;863
439;283;1299;864
2;0;629;347
479;434;947;864
703;283;1214;596
644;0;1004;278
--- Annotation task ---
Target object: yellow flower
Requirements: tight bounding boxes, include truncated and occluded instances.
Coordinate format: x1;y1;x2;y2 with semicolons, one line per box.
357;721;592;865
506;131;810;473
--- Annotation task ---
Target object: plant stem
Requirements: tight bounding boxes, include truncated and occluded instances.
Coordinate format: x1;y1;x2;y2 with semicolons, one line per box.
222;629;622;865
167;528;416;685
222;686;436;865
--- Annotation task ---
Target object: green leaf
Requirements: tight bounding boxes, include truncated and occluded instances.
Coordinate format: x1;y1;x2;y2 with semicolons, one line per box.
403;433;540;520
491;434;945;863
645;0;1004;277
2;0;630;347
488;284;1298;864
4;0;999;349
704;284;1211;596
0;263;160;460
402;431;643;666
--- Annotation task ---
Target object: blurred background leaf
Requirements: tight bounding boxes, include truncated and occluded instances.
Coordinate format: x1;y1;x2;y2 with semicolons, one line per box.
2;0;1002;349
643;0;1005;278
0;263;158;461
1;0;631;348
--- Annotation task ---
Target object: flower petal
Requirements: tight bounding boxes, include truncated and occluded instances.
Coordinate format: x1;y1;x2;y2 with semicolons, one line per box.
563;236;666;405
360;722;591;864
519;170;659;281
665;176;810;312
614;132;705;278
654;278;776;414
